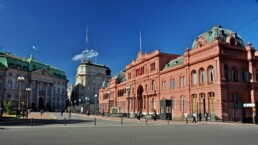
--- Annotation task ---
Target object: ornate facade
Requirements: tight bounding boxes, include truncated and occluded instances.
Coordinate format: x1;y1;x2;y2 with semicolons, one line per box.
99;26;258;122
0;53;68;111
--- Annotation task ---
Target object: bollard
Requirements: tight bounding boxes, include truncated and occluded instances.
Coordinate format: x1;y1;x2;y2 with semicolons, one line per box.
94;118;96;126
167;117;169;125
145;118;148;125
121;117;123;126
64;117;66;126
31;118;33;127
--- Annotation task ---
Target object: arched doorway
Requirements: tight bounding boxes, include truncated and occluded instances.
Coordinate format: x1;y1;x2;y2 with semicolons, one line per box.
137;85;143;111
39;98;44;110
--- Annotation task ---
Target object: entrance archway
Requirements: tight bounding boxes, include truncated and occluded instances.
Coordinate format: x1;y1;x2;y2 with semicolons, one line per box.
137;85;144;111
39;98;44;110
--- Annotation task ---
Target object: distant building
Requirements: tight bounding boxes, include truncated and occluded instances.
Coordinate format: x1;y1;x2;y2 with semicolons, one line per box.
0;52;68;111
99;26;258;122
73;60;111;107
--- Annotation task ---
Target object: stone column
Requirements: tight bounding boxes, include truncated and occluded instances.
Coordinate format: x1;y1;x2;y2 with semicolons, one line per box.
50;84;54;110
45;83;48;109
29;83;33;108
36;81;39;108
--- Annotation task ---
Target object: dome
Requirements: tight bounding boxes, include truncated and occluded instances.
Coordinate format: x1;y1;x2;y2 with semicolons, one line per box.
191;26;245;49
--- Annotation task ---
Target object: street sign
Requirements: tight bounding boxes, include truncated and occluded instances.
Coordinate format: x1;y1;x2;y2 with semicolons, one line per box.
243;103;255;107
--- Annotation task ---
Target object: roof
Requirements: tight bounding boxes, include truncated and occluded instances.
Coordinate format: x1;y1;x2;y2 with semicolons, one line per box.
0;52;67;79
81;60;110;69
192;25;245;49
113;71;126;83
163;56;184;70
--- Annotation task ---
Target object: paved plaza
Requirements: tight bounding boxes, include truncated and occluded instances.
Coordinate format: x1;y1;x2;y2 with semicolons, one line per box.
0;112;258;145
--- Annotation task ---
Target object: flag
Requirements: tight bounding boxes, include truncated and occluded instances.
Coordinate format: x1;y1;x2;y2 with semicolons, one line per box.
32;45;37;50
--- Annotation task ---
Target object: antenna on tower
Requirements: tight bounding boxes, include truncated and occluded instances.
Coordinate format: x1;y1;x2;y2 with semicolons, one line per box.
86;25;88;51
139;29;142;52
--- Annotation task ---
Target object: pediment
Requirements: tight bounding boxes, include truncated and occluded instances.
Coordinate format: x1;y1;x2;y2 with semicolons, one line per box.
31;68;54;77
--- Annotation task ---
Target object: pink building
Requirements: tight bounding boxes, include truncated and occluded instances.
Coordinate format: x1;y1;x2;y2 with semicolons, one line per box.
99;26;258;122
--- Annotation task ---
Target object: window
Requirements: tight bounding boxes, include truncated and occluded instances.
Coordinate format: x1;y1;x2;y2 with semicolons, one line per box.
180;76;185;87
224;65;229;81
209;67;215;82
7;81;12;89
192;70;197;85
170;78;175;89
172;97;176;109
162;80;166;90
231;67;237;82
232;93;241;106
180;96;185;110
241;71;249;83
128;72;131;79
152;98;156;110
152;80;156;90
199;69;205;84
150;62;155;71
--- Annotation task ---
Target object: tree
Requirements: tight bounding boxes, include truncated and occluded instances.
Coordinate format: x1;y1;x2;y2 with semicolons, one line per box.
4;99;13;115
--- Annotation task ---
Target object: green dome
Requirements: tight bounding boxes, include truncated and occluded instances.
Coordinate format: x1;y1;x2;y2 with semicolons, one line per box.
192;26;245;49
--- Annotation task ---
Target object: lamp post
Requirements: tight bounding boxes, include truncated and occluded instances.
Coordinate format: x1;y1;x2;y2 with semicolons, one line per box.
18;76;25;111
95;94;98;115
21;102;24;113
108;90;110;117
26;88;31;109
126;85;131;118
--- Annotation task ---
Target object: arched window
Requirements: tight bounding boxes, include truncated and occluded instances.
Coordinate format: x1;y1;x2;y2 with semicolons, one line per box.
180;76;185;87
231;67;238;82
180;96;185;110
208;66;214;82
152;80;156;90
199;68;205;84
152;98;156;110
224;65;229;81
230;38;236;45
192;94;197;113
192;70;197;85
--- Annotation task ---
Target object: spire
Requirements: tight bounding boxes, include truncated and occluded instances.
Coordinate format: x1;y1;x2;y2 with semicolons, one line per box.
139;29;142;52
86;25;88;51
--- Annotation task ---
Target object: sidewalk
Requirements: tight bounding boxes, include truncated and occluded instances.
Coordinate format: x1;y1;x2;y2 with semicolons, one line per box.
71;113;242;125
28;112;56;120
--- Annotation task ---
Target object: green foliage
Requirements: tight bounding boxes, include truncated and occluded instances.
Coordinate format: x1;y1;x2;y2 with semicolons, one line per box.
4;99;13;115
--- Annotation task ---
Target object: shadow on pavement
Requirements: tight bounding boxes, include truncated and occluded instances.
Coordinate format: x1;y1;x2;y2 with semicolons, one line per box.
0;117;94;127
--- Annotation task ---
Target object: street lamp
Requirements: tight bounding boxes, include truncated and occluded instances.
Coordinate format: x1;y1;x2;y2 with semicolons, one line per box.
18;76;25;111
126;85;131;118
26;88;31;109
107;90;110;117
21;102;24;113
95;94;98;115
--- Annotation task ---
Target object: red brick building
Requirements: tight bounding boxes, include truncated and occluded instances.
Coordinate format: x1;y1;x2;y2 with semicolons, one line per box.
99;26;258;122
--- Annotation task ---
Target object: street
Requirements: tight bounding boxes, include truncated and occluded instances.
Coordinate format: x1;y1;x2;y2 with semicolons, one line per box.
0;112;258;145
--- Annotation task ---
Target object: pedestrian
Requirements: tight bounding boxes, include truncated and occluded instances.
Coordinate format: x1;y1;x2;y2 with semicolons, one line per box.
25;109;28;120
192;112;197;123
153;111;157;121
198;112;202;121
205;112;209;121
68;110;71;119
101;109;105;117
61;110;63;116
184;111;188;124
136;110;141;122
87;109;90;116
16;109;19;119
0;107;2;120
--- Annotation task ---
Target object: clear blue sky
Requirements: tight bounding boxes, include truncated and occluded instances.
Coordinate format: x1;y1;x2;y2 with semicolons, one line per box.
0;0;258;84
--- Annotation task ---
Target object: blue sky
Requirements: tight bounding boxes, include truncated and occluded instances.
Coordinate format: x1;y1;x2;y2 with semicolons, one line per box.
0;0;258;84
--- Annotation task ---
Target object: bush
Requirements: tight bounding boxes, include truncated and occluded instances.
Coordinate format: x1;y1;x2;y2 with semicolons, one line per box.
4;100;13;115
